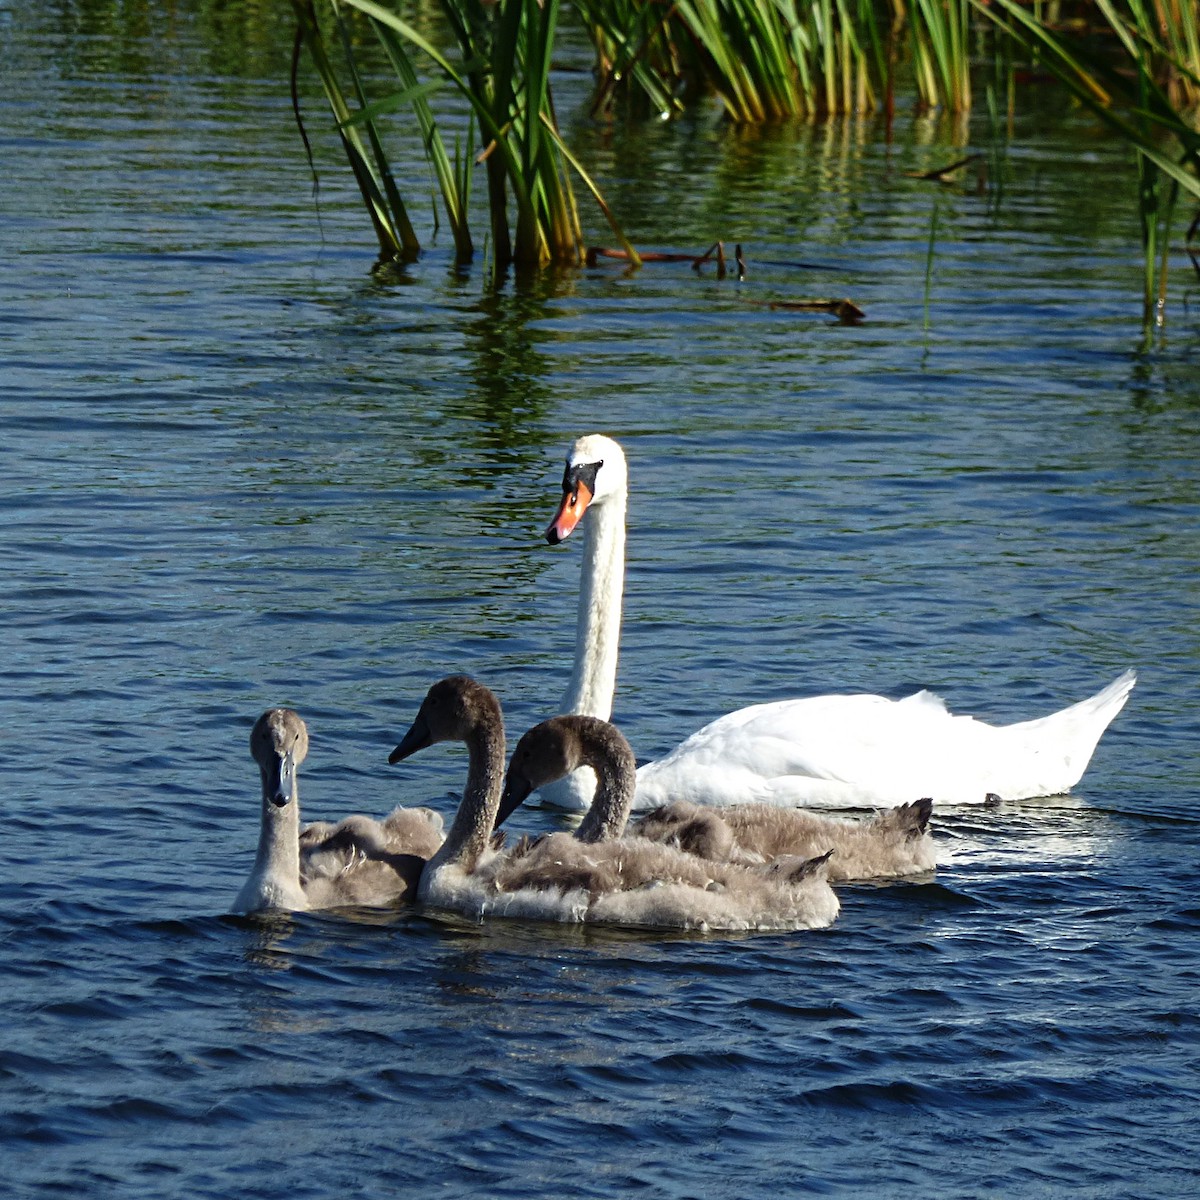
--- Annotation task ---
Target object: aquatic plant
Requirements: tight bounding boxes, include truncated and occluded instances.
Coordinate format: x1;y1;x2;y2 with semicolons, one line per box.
971;0;1200;322
575;0;689;119
907;0;973;112
575;0;887;121
573;0;992;118
290;0;422;262
1151;0;1200;114
290;0;640;269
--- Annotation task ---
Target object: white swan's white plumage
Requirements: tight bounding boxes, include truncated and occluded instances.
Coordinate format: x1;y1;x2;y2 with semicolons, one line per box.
233;708;443;914
634;672;1137;809
540;433;1136;812
389;678;839;932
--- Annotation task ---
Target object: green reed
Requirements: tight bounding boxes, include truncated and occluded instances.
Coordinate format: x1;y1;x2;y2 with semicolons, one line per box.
1152;0;1200;114
971;0;1200;323
908;0;973;111
575;0;885;121
291;0;420;261
575;0;686;119
292;0;639;269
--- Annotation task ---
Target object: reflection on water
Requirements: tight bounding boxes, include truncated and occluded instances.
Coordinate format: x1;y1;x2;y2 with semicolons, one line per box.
238;911;303;973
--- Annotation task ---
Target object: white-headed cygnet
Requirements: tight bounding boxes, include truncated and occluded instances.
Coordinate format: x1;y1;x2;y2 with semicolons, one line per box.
233;708;444;914
539;431;1136;812
388;677;837;931
630;798;936;883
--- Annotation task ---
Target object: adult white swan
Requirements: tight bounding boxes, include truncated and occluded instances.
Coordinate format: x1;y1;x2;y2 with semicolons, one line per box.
538;433;1136;812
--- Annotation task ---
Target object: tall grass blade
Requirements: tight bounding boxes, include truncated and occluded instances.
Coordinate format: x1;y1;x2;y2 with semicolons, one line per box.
340;0;624;269
910;0;972;111
368;18;473;260
575;0;884;120
290;0;412;259
329;1;422;259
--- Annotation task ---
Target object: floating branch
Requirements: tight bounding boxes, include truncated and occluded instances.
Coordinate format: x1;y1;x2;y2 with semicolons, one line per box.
585;242;859;318
587;246;715;267
584;240;745;272
692;241;727;279
586;242;834;280
757;298;866;323
905;153;984;181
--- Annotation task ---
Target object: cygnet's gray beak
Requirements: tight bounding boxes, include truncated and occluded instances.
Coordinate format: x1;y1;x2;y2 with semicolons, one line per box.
389;713;432;765
494;771;534;830
265;749;295;808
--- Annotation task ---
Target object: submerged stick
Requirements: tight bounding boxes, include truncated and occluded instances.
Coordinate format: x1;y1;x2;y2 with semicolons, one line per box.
586;243;735;274
585;243;859;318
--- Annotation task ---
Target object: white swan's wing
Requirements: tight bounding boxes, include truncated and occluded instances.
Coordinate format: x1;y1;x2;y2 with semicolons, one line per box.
632;675;1135;810
633;693;944;808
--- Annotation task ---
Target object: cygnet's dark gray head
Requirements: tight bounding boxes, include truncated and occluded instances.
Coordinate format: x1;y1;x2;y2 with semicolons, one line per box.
497;715;631;829
388;675;503;765
501;718;579;813
251;708;308;808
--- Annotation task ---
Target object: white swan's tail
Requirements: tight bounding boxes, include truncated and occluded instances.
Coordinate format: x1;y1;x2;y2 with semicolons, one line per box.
1003;669;1137;796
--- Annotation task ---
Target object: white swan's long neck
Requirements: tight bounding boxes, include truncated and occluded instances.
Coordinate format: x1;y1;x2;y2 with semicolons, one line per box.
560;488;626;720
423;722;506;881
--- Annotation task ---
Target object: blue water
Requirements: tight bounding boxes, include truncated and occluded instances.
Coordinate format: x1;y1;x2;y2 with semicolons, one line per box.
3;4;1200;1196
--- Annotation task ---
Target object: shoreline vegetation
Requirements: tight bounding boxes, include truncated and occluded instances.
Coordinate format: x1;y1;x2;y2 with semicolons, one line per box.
290;0;1198;322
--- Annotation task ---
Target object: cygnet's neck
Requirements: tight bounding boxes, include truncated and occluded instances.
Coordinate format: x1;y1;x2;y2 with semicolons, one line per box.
238;773;306;911
560;487;626;720
258;794;302;880
423;720;506;881
573;721;637;844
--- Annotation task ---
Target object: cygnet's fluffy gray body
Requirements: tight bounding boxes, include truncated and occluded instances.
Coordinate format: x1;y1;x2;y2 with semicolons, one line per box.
632;797;935;882
297;807;445;907
390;678;839;932
479;829;837;931
234;707;444;914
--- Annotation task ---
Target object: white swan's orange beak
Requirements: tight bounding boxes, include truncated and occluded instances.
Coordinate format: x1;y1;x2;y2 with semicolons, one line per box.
545;478;594;545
